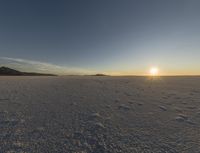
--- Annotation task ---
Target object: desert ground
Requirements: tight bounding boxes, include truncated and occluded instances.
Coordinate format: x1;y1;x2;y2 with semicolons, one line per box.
0;76;199;153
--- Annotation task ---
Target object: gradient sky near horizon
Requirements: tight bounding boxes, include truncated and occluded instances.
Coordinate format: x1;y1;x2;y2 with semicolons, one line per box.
0;0;200;75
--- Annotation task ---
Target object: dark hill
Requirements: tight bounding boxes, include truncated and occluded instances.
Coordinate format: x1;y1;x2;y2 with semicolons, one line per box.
0;67;56;76
94;74;108;76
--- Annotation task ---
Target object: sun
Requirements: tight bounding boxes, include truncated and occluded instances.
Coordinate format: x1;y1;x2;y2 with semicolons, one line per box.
149;67;159;76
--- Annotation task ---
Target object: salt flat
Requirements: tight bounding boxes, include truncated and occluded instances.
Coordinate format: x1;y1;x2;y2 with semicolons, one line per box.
0;76;200;153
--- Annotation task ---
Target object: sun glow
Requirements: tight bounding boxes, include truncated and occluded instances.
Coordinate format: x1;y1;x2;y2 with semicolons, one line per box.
149;67;159;76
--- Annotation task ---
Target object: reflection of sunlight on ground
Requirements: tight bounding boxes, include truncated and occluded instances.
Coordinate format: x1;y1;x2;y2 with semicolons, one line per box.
147;75;162;81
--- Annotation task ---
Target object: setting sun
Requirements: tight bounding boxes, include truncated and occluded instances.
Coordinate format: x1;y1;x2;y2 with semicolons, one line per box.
150;67;159;76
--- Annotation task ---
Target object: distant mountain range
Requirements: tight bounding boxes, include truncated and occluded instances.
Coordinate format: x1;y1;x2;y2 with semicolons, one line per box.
0;66;56;76
91;74;108;76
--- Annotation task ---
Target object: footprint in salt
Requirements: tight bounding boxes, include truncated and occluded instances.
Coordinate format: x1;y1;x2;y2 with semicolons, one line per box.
158;105;167;111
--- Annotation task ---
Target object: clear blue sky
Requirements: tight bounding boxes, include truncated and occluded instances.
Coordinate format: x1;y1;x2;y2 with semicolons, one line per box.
0;0;200;75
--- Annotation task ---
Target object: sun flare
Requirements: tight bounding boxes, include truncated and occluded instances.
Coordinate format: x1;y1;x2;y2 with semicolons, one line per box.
149;67;159;76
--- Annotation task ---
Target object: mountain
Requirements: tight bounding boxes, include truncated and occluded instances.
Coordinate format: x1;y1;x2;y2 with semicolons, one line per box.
0;66;56;76
93;74;108;76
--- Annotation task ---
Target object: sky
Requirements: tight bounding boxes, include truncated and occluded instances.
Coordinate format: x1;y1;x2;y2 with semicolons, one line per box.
0;0;200;75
